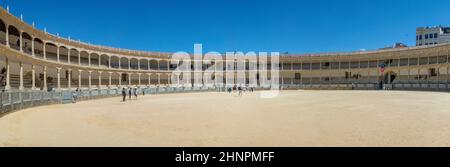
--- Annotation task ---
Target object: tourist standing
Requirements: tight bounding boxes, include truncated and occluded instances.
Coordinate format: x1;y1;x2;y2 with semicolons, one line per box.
128;87;132;100
122;88;126;102
134;88;138;100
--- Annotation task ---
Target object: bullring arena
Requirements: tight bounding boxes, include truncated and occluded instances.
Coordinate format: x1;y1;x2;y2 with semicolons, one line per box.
2;6;450;147
2;90;450;147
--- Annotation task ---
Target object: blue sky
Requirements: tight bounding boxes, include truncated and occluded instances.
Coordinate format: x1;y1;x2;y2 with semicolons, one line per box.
1;0;450;54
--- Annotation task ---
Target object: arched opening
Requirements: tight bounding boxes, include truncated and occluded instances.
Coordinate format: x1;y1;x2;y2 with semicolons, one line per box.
150;60;158;70
140;59;149;70
8;25;20;50
100;54;109;68
70;49;79;65
159;60;168;71
59;46;69;63
45;43;58;61
141;73;150;85
80;51;89;66
90;53;100;66
0;19;6;45
111;56;120;69
111;72;120;86
150;74;158;85
130;58;139;70
22;32;32;54
33;38;44;58
120;57;129;69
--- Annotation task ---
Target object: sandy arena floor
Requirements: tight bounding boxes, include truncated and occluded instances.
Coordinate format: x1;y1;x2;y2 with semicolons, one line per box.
1;90;450;147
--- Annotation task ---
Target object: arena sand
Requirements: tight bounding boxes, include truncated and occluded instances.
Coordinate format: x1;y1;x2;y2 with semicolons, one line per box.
1;90;450;147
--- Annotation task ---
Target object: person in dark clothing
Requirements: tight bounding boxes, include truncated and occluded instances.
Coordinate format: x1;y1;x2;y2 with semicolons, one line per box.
128;88;132;100
122;88;126;102
134;88;138;100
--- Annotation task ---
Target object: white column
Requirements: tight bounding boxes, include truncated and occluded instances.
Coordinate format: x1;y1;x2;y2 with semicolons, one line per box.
19;31;23;52
43;42;46;59
31;65;36;90
108;72;112;87
108;56;111;68
78;52;81;65
98;71;102;88
157;74;161;86
118;72;122;86
57;45;60;62
88;53;91;66
128;73;132;85
57;68;61;90
68;48;71;64
148;74;151;86
88;71;92;89
138;73;141;86
31;37;35;56
128;60;131;70
43;66;47;91
138;59;141;70
19;62;24;90
5;58;11;91
78;70;82;89
5;24;9;47
68;69;72;89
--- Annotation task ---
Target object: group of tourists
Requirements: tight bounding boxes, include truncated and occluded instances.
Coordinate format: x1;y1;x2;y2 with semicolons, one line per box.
122;87;142;102
227;85;255;96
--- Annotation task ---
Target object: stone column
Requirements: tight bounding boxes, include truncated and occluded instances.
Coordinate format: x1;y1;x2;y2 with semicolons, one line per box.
108;56;111;68
31;37;35;56
88;53;91;66
98;71;102;88
68;69;72;89
5;24;9;47
88;71;92;89
43;42;46;59
78;52;81;65
78;70;82;89
31;65;36;90
43;66;47;91
148;74;151;86
19;31;23;52
128;73;132;86
108;72;112;87
68;47;71;64
157;73;161;86
57;68;61;90
57;45;60;62
19;62;24;90
5;58;11;91
138;73;141;86
118;72;122;86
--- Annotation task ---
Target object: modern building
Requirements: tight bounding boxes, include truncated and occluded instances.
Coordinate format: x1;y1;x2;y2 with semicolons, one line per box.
416;26;450;46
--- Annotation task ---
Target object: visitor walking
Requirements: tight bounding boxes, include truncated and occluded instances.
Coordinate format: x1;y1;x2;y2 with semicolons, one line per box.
128;87;132;100
238;86;243;96
122;88;126;102
134;88;138;100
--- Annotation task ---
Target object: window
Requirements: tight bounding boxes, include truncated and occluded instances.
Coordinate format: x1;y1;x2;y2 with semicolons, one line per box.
434;33;438;38
419;35;423;40
425;34;429;39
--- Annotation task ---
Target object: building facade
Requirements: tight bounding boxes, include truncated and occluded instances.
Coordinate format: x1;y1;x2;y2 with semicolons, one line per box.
1;6;450;94
416;26;450;46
